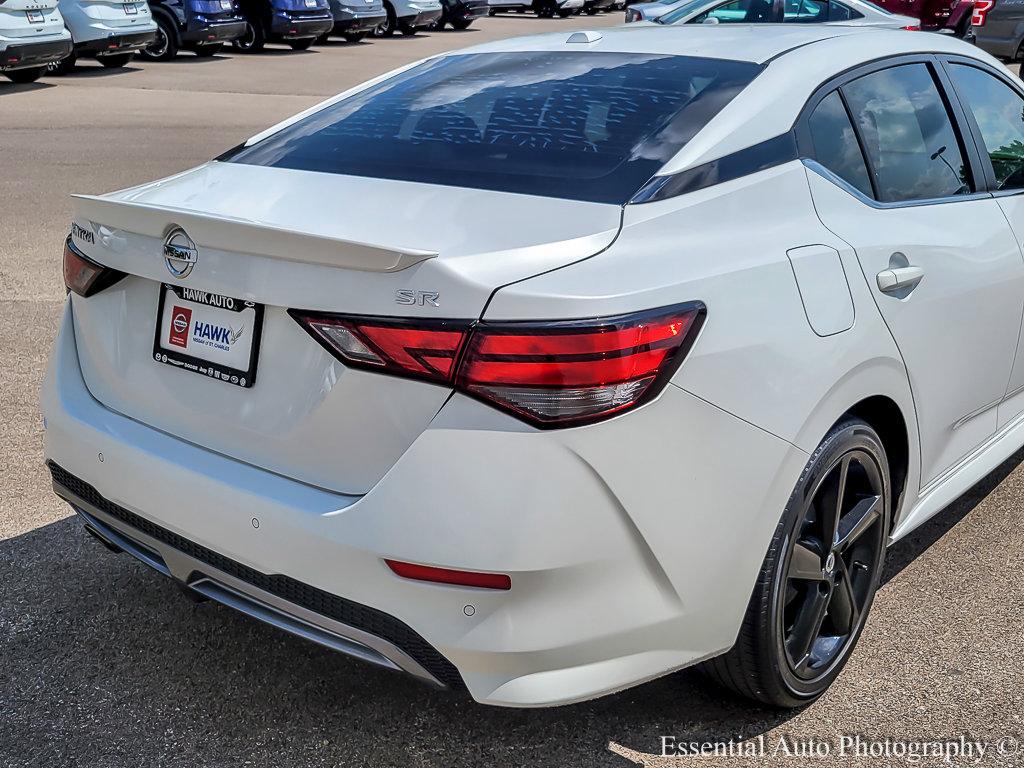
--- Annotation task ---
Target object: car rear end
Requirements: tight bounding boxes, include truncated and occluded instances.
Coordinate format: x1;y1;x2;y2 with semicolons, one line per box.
60;0;156;56
181;0;246;46
267;0;332;39
326;0;385;35
43;41;812;706
0;0;72;72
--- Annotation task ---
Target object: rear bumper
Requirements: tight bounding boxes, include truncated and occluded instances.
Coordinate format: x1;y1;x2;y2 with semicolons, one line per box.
43;300;807;707
181;19;248;44
450;0;489;19
74;29;157;55
268;13;334;37
397;7;443;24
330;8;387;30
0;36;72;70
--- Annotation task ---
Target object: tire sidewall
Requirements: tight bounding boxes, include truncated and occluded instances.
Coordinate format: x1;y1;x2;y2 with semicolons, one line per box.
767;421;891;705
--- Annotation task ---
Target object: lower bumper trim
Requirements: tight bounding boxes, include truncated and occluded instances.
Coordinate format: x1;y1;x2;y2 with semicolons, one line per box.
49;461;465;691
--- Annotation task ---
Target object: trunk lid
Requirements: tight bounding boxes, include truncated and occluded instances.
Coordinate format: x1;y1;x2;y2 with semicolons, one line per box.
1;0;64;40
69;162;622;494
76;0;153;28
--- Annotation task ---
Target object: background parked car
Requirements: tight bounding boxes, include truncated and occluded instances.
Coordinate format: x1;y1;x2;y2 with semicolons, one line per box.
373;0;440;35
869;0;972;32
52;0;157;72
968;0;1024;60
488;0;583;16
231;0;332;50
320;0;385;40
140;0;246;59
432;0;487;28
582;0;613;12
0;0;72;82
635;0;918;25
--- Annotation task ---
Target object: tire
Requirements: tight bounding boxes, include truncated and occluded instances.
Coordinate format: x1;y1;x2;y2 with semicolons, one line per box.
556;6;573;15
47;53;76;75
5;66;44;83
374;2;396;35
232;19;265;51
191;42;222;56
584;4;598;12
343;31;366;41
533;0;554;16
140;14;178;60
397;18;418;34
451;16;472;27
288;37;315;49
98;52;134;68
700;418;891;708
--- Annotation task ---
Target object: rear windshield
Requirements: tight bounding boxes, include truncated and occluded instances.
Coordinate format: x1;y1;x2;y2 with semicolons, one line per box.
225;52;761;204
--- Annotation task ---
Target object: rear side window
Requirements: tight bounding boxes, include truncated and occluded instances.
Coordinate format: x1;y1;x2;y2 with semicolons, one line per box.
782;0;862;21
949;63;1024;191
842;64;972;202
808;91;874;196
691;0;776;22
225;52;761;204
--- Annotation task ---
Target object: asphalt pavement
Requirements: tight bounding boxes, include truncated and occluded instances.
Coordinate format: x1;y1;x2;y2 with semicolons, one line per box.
2;16;1023;768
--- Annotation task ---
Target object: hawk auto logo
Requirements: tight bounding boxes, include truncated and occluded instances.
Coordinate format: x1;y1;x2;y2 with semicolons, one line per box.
163;226;198;279
168;306;192;348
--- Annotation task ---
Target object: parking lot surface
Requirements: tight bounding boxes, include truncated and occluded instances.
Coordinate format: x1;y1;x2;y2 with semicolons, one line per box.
3;18;1024;768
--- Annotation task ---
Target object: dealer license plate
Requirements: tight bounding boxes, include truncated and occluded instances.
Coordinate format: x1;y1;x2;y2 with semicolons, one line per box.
153;284;263;388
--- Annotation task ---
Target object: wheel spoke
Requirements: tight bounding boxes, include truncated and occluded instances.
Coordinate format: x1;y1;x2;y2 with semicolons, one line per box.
836;495;882;551
822;455;850;548
828;562;860;636
786;585;831;668
788;541;825;581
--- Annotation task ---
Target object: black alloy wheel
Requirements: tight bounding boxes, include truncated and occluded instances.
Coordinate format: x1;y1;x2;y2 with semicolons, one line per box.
778;447;886;684
702;418;890;708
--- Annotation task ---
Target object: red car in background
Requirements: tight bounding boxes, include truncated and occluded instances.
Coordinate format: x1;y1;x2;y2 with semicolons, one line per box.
870;0;973;33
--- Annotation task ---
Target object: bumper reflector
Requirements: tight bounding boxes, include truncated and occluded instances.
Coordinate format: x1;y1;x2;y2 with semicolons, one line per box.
385;560;511;590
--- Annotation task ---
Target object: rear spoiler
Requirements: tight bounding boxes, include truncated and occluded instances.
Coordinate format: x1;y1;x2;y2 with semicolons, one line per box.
71;194;438;273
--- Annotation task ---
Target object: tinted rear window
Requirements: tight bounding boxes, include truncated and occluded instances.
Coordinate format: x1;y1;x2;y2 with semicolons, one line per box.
225;52;761;204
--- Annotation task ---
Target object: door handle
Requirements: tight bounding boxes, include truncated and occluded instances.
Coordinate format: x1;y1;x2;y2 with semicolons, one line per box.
876;266;924;293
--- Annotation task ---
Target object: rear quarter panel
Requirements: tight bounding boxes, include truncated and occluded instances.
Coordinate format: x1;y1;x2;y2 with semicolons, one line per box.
487;161;922;516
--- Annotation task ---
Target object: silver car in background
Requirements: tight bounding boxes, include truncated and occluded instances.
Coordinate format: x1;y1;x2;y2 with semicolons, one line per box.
625;0;918;28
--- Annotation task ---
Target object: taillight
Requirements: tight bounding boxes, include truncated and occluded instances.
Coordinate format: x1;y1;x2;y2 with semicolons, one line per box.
625;8;641;20
972;0;994;26
287;313;470;384
63;237;126;297
291;303;705;428
900;23;921;29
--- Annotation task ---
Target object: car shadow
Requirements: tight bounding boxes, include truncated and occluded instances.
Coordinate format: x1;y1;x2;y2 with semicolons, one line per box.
0;80;56;94
56;64;144;78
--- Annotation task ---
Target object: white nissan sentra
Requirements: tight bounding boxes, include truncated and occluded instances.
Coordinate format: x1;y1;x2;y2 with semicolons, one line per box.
43;24;1024;708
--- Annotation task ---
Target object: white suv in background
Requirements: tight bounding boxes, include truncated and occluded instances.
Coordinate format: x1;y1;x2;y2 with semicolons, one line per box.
0;0;71;83
52;0;156;72
373;0;441;35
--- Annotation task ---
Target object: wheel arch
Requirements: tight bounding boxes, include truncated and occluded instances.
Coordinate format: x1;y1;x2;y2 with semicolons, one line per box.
150;5;183;46
792;358;921;532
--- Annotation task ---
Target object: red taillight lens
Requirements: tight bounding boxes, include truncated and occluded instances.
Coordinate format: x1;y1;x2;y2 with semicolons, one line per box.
63;237;126;297
972;0;994;25
290;303;705;428
385;560;511;590
900;23;921;29
288;312;470;384
458;306;703;426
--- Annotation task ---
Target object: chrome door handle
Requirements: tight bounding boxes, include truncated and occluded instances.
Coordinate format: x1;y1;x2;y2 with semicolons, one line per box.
876;266;924;293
